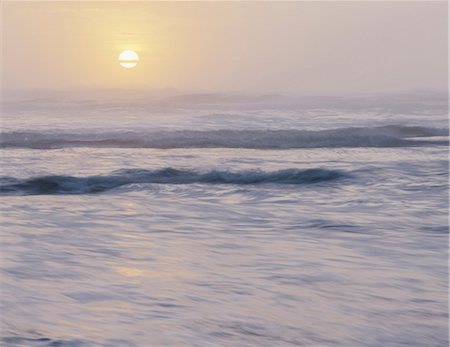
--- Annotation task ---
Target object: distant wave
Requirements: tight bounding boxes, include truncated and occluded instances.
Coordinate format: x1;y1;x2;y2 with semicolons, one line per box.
0;168;348;195
0;126;447;149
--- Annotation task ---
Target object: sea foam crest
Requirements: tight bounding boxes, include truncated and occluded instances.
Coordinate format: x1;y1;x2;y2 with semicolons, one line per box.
0;168;348;195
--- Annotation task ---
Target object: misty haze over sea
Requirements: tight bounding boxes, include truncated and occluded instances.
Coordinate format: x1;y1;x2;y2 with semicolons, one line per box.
2;1;448;346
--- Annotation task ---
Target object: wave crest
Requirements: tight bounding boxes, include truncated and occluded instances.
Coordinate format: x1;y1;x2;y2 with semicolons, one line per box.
1;126;447;149
0;168;348;195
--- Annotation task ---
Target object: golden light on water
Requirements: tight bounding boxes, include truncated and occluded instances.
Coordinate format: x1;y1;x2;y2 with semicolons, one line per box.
119;50;138;68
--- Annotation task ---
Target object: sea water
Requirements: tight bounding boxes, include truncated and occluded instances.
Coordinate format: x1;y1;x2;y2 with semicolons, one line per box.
0;92;448;346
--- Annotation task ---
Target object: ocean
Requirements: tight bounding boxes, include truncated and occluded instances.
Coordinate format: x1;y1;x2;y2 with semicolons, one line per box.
0;92;448;346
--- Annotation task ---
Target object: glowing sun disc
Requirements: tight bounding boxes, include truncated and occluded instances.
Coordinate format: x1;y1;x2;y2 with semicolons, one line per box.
119;50;138;68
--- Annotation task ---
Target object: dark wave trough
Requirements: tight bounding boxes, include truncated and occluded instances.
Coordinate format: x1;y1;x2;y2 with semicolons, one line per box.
0;168;348;195
1;125;447;149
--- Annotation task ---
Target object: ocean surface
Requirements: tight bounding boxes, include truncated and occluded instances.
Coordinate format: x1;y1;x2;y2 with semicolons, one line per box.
0;92;448;346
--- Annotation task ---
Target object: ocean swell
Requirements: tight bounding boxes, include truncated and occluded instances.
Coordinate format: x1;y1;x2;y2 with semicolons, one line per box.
1;126;447;149
0;168;348;195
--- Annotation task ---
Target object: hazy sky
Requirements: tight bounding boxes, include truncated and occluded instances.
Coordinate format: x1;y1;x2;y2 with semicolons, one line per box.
2;1;448;94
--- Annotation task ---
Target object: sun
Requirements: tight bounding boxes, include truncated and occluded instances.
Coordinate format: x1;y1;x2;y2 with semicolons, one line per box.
119;50;138;68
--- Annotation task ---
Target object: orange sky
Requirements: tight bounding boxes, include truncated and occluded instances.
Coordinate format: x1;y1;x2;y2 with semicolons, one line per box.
2;1;448;94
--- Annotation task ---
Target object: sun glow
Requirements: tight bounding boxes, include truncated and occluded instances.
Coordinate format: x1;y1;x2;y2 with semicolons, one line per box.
119;50;138;68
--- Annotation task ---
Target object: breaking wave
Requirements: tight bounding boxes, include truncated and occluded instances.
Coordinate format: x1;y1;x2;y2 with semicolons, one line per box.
0;168;348;195
1;126;447;149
